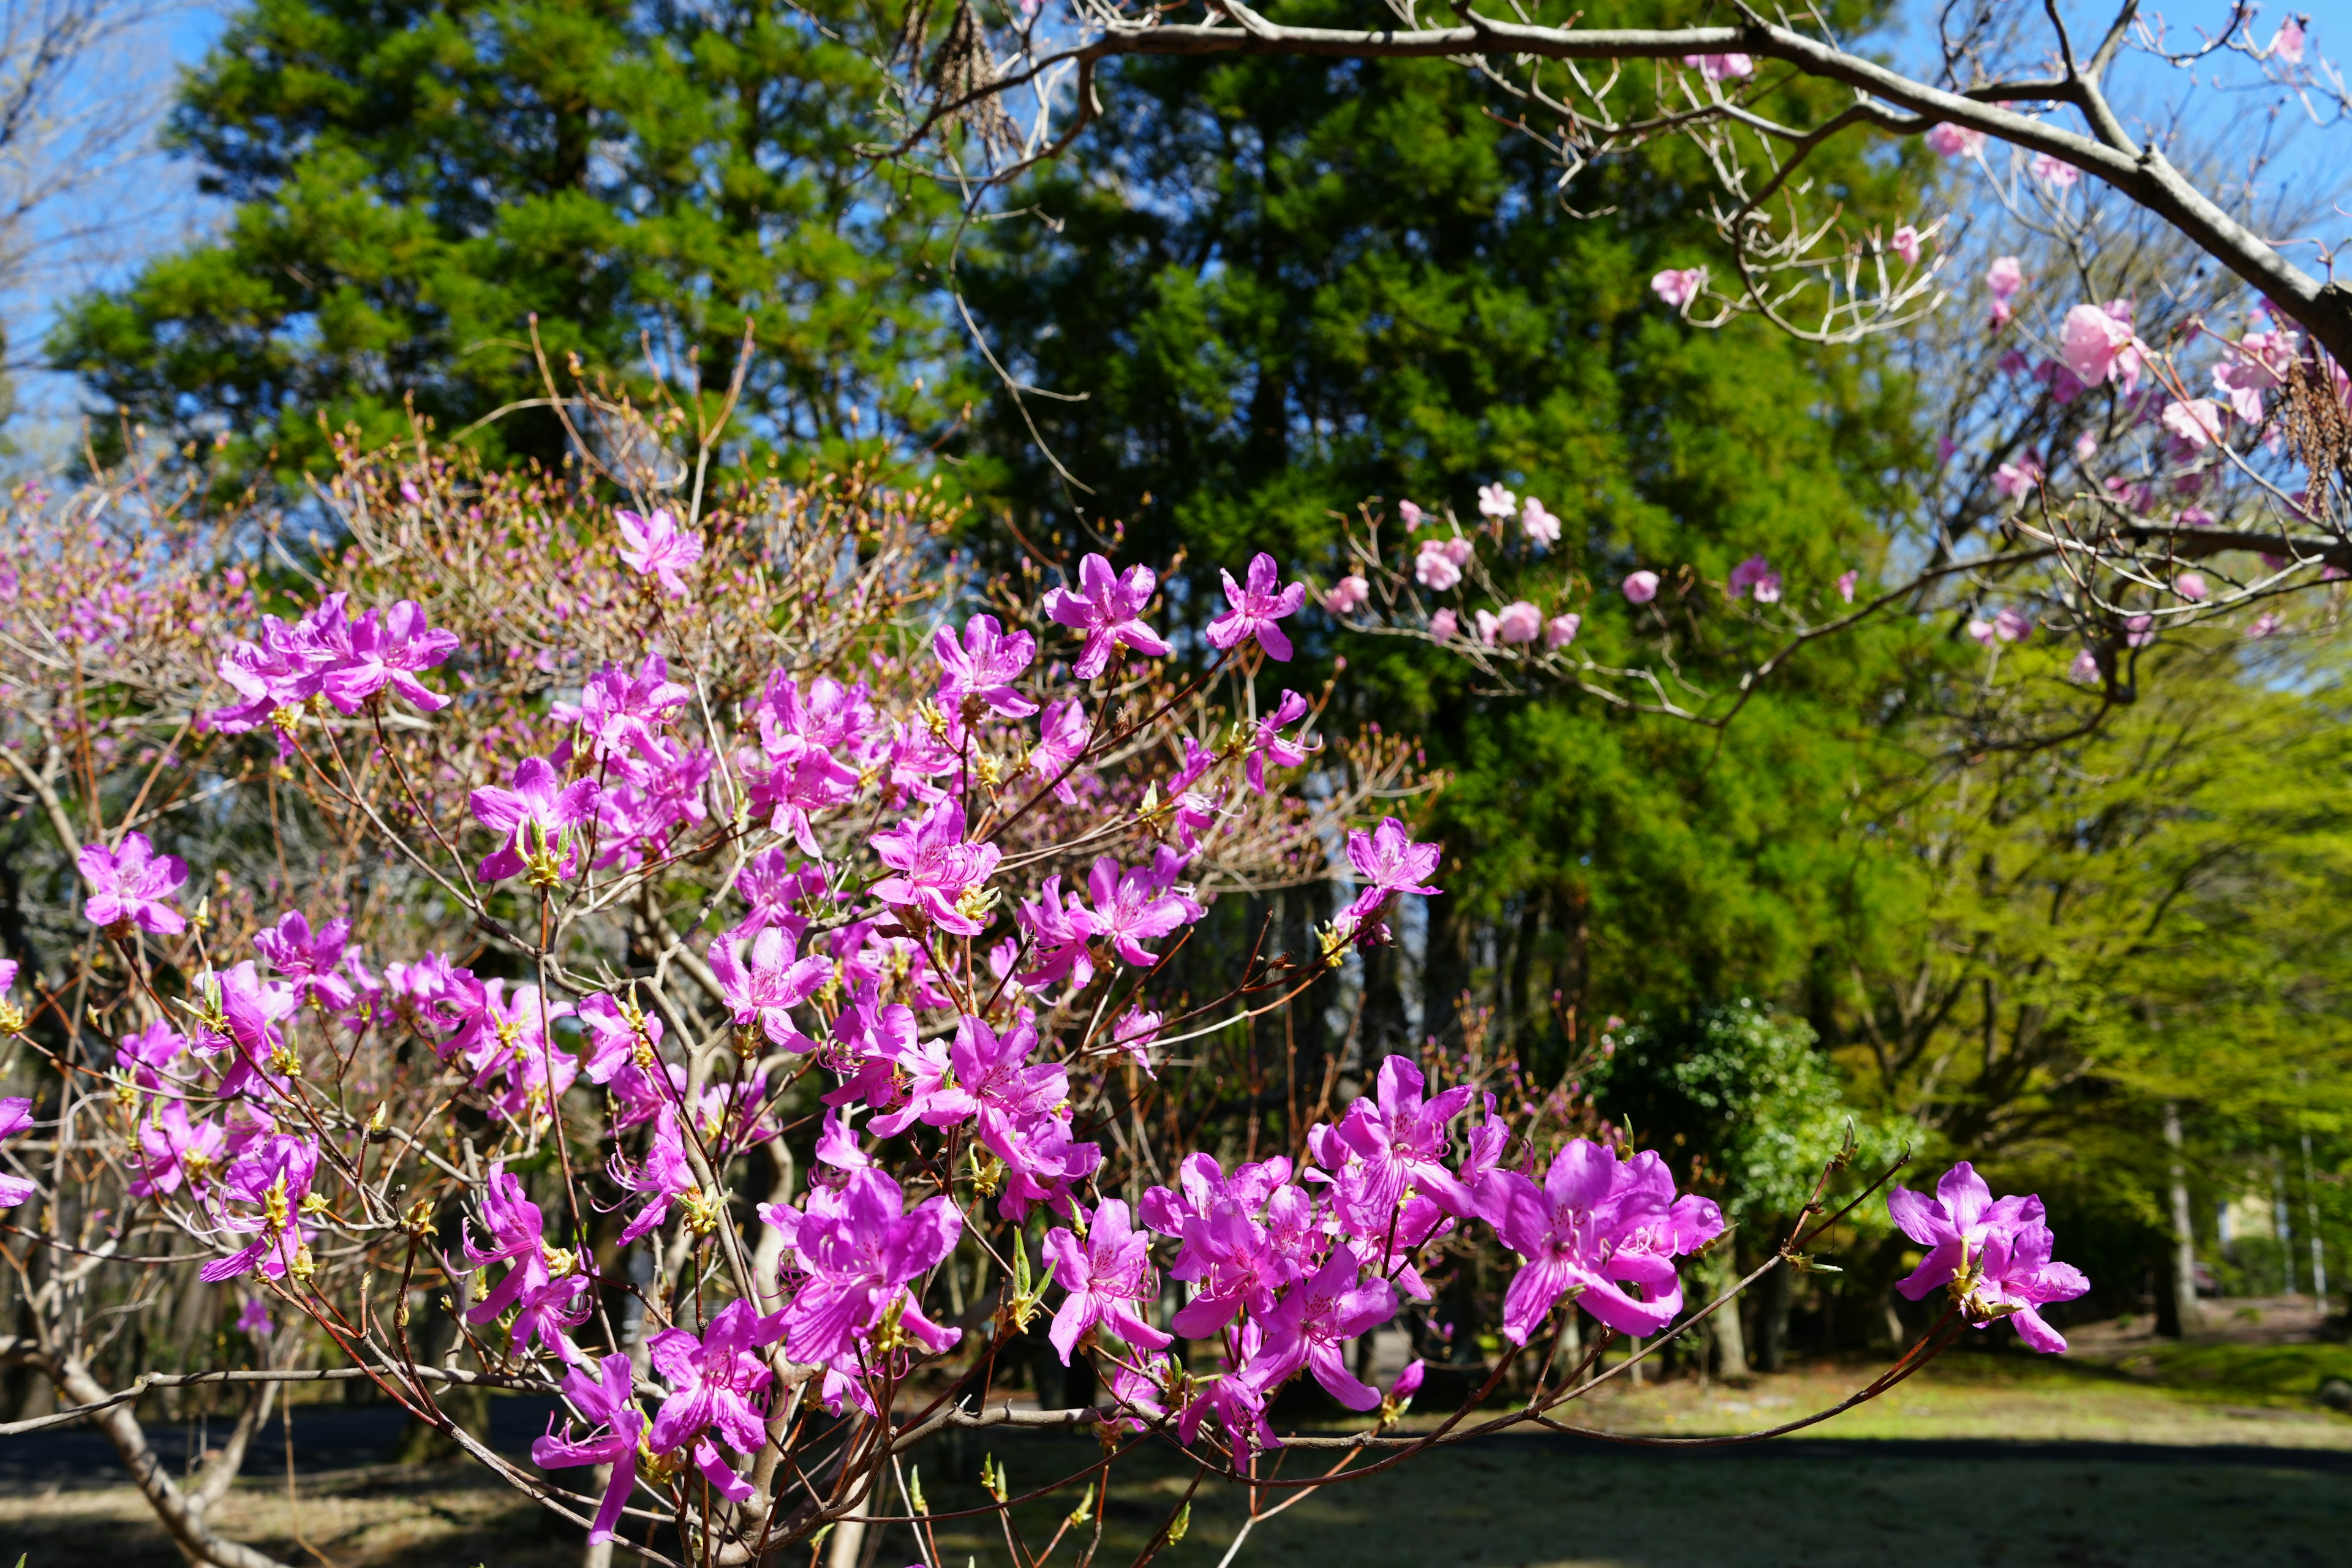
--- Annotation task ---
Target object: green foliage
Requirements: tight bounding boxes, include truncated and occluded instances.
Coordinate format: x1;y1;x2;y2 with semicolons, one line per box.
1595;1000;1909;1225
47;0;970;486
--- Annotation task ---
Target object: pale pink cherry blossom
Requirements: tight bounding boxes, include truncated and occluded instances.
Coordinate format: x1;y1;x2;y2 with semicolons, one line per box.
2074;430;2100;462
1442;535;1473;567
2248;612;2283;639
1493;601;1543;644
1993;453;2045;501
1994;608;2032;642
2060;303;2135;387
1681;51;1754;80
2274;15;2307;65
1651;268;1706;308
2069;646;2101;682
1967;618;1997;647
1473;609;1501;646
1726;554;1773;600
1985;256;2024;299
1429;609;1458;639
1837;569;1860;603
2162;398;2225;450
1324;574;1370;614
2125;613;2157;648
616;507;703;598
1396;499;1424;530
1414;540;1463;591
1545;612;1581;649
1520;496;1561;547
2030;151;2080;188
2176;573;2210;602
1622;570;1660;604
1476;483;1517;520
1890;225;1923;266
1924;122;1988;159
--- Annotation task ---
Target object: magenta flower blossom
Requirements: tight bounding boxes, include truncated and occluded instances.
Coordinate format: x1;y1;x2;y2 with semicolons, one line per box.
114;1020;187;1089
1889;1162;2089;1352
578;991;663;1085
1206;553;1309;662
1027;698;1092;802
709;925;831;1049
1042;554;1170;679
1651;268;1705;308
1726;554;1774;600
198;1133;320;1283
1016;874;1098;990
1682;50;1753;80
616;507;703;597
130;1101;225;1197
2274;15;2306;64
1343;817;1442;922
776;1169;962;1366
554;654;691;763
532;1351;646;1544
236;1296;273;1337
1837;569;1860;603
1490;1139;1720;1341
650;1298;785;1455
0;1097;36;1207
870;799;1001;937
317;600;458;714
1330;1055;1476;1216
935;613;1039;718
469;756;600;884
1324;575;1370;614
1622;570;1660;604
79;832;188;935
1042;1199;1173;1362
1247;689;1311;795
610;1106;699;1245
1082;850;1202;967
1891;224;1923;266
254;911;356;1011
2059;302;2135;390
1429;608;1458;640
1257;1252;1396;1410
1414;540;1463;592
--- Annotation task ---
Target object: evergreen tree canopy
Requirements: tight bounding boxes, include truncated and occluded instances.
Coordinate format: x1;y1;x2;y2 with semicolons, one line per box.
47;0;965;480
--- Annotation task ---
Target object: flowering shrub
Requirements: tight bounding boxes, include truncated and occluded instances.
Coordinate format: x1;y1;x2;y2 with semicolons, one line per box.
0;440;2079;1567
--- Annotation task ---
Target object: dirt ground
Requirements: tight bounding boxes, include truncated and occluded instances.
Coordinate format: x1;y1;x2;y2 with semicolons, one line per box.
4;1301;2348;1567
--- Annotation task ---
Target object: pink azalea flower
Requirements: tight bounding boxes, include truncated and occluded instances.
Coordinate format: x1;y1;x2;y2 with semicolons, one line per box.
1888;1161;2089;1352
1257;1251;1396;1410
709;926;831;1049
1414;540;1464;591
2125;612;2156;649
1247;689;1313;794
254;911;356;1011
235;1296;273;1337
1344;817;1442;923
315;600;458;714
934;613;1038;718
2274;16;2306;64
1681;51;1754;81
1622;570;1660;604
114;1020;187;1089
1925;122;1988;159
0;1096;37;1207
1042;554;1170;679
610;1106;699;1245
1324;575;1370;614
1428;608;1458;640
198;1133;320;1283
1726;554;1773;600
1016;873;1099;990
1985;256;2024;299
1994;608;2032;643
79;832;188;935
1993;453;2045;501
1330;1055;1476;1216
469;757;600;885
869;799;1002;937
2060;303;2135;388
1545;612;1581;649
1491;1140;1722;1341
1476;483;1517;520
1043;1198;1173;1362
1890;224;1923;266
775;1169;961;1367
1206;552;1309;661
1027;698;1093;802
532;1352;646;1544
1082;848;1202;965
2068;646;2101;682
1396;499;1424;530
650;1298;785;1454
1651;268;1706;308
616;507;703;597
1837;569;1860;603
2247;612;2283;640
130;1100;225;1198
2176;572;2210;602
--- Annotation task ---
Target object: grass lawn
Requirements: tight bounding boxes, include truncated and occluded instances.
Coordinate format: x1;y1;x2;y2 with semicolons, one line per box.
3;1329;2348;1566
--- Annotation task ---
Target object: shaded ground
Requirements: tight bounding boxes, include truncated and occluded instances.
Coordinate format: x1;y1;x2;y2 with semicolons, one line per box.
4;1304;2349;1566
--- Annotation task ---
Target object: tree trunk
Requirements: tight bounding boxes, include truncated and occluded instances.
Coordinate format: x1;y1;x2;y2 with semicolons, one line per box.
2164;1102;2201;1333
1708;1253;1749;1380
